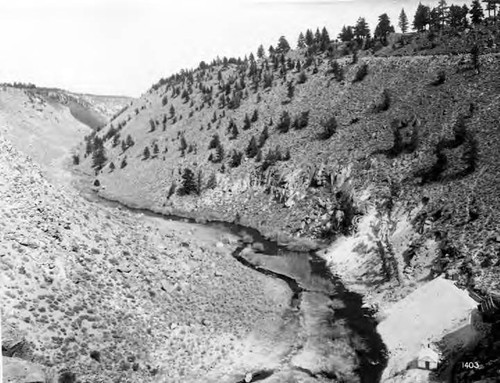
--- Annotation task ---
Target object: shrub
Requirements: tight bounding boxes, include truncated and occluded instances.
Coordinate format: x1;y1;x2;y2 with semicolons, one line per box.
431;70;446;86
318;116;337;140
90;350;101;362
297;71;307;84
352;63;368;83
109;162;115;171
372;89;391;113
276;111;291;133
208;134;220;150
58;371;76;383
330;60;344;82
293;110;310;130
120;157;127;169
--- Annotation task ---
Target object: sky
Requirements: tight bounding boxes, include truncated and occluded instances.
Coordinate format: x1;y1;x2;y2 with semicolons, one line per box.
0;0;469;97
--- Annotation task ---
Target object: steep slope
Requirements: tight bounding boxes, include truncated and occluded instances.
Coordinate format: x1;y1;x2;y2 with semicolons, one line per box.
76;50;500;292
0;135;290;383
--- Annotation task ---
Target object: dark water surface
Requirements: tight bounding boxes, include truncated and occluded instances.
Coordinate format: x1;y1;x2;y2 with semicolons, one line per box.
86;192;387;382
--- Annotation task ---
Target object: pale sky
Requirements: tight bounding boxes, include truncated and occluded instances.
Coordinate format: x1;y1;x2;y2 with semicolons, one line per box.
0;0;469;97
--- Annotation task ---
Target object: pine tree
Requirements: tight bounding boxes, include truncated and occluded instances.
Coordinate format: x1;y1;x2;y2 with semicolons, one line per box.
243;114;251;130
276;36;291;53
321;27;330;48
375;13;395;42
258;126;269;147
169;104;175;118
229;150;243;168
254;148;262;163
305;29;314;46
178;168;197;195
354;17;371;40
112;133;120;148
206;173;217;189
109;162;115;171
143;146;151;159
120;157;127;169
246;136;259;158
257;44;265;59
338;25;354;42
449;4;469;28
92;146;107;171
314;28;321;44
153;142;159;156
287;81;295;99
216;143;225;163
229;121;239;139
413;3;431;31
399;8;409;33
251;109;259;122
179;136;187;152
470;0;484;24
437;0;450;28
196;169;203;195
297;32;306;48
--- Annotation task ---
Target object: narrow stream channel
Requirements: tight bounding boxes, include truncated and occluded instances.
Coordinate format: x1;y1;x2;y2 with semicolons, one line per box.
85;191;388;382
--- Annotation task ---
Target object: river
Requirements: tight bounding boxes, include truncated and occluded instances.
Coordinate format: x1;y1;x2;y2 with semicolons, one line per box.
83;190;388;382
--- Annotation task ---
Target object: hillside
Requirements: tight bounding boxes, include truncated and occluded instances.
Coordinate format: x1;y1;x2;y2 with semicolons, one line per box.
76;47;500;294
0;135;292;383
72;37;500;380
0;86;132;184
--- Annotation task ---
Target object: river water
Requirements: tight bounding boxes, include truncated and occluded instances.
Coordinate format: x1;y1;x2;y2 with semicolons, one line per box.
85;191;387;382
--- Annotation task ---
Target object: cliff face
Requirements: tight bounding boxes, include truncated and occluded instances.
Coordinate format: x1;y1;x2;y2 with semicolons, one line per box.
76;50;500;293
